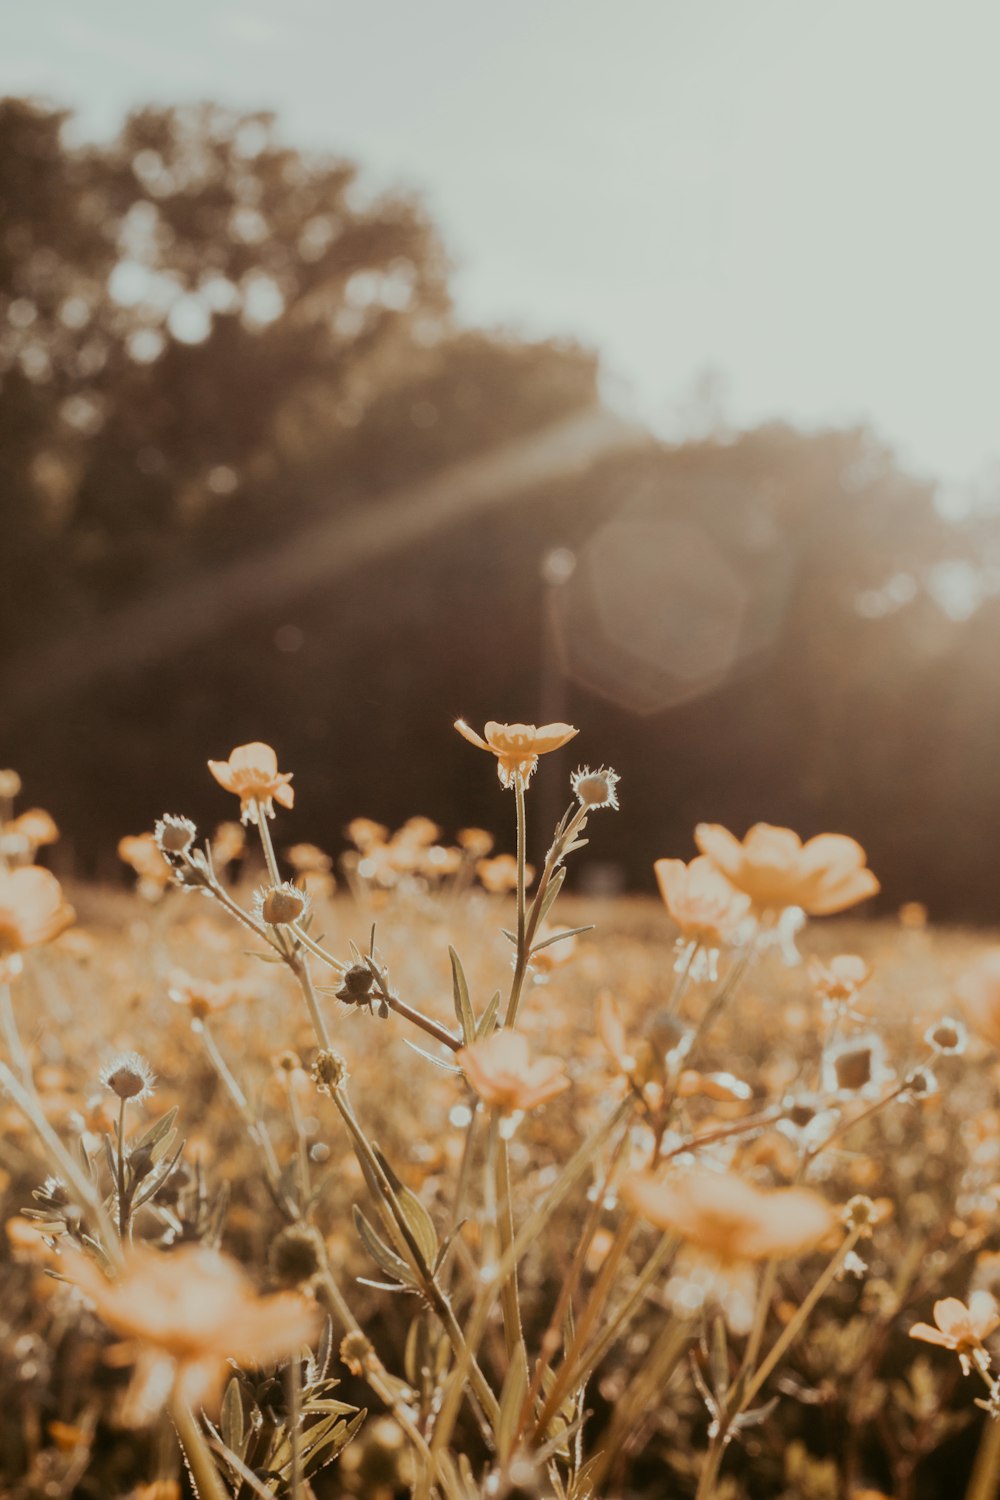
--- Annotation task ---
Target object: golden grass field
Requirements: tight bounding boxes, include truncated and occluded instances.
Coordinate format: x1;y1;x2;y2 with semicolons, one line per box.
5;756;1000;1500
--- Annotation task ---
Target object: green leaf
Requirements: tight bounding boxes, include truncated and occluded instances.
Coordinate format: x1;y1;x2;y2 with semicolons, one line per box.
476;990;501;1040
220;1375;245;1459
352;1205;419;1288
497;1354;528;1464
129;1105;179;1156
449;946;476;1045
537;865;567;925
395;1184;439;1268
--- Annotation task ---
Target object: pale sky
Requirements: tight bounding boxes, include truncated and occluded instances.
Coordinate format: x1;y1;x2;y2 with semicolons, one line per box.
5;0;1000;491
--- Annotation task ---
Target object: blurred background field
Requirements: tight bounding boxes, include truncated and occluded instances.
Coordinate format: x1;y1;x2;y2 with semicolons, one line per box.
4;4;1000;920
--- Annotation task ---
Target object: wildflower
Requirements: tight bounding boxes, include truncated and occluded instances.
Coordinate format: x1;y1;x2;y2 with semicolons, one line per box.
571;765;621;810
340;1329;374;1376
694;823;879;916
167;970;247;1023
63;1243;319;1417
269;1223;324;1287
312;1049;349;1095
457;827;495;858
254;881;310;926
154;815;197;858
100;1052;155;1103
925;1016;967;1056
0;865;74;977
345;818;390;852
6;807;59;849
284;842;333;874
778;1094;841;1151
418;844;463;879
909;1292;1000;1374
477;853;534;894
207;742;294;824
528;924;579;974
822;1034;893;1097
211;821;247;866
903;1065;939;1100
394;815;441;848
336;964;376;1004
621;1168;835;1262
0;769;22;800
454;719;579;788
458;1030;570;1114
809;954;873;1005
118;834;172;899
654;855;751;948
842;1195;880;1235
957;951;1000;1050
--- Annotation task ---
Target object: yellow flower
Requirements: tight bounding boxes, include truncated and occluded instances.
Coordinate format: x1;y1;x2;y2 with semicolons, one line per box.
454;720;579;788
207;742;294;824
476;853;534;894
458;1030;570;1113
694;823;879;916
621;1168;834;1263
64;1243;319;1418
0;866;74;976
909;1292;1000;1363
118;833;172;896
654;855;751;946
6;807;60;850
809;954;873;1003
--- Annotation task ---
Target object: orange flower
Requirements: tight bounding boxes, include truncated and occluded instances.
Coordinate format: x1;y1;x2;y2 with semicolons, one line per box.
0;866;74;975
477;853;535;894
345;818;389;852
118;833;172;899
910;1292;1000;1368
284;842;333;874
957;950;1000;1050
64;1243;319;1418
621;1168;834;1263
7;807;59;849
207;742;294;824
809;954;873;1003
694;823;879;916
457;827;495;858
458;1030;570;1113
211;821;247;866
654;855;751;946
167;970;248;1023
454;720;579;788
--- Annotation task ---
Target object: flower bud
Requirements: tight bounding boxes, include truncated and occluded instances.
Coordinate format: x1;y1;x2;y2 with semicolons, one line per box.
259;882;309;925
312;1049;349;1095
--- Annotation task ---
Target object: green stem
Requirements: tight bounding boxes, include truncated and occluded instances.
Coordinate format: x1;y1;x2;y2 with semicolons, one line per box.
494;1122;529;1380
116;1096;128;1242
171;1393;229;1500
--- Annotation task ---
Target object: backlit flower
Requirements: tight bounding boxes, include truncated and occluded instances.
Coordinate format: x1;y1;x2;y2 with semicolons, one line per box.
118;833;172;898
654;855;751;947
621;1168;835;1262
64;1243;319;1417
694;823;879;917
477;854;534;894
910;1292;1000;1372
809;954;873;1004
0;866;74;977
168;970;248;1023
458;1030;570;1114
284;842;333;874
454;720;579;788
207;742;294;824
6;807;59;849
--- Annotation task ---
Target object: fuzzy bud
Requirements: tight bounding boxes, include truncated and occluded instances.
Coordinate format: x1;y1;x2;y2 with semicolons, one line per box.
260;882;309;925
312;1049;349;1095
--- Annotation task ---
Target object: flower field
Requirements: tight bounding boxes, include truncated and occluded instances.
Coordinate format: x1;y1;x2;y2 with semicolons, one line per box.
4;732;1000;1500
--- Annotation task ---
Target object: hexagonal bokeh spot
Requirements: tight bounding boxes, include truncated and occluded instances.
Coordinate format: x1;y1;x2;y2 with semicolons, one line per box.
552;511;785;714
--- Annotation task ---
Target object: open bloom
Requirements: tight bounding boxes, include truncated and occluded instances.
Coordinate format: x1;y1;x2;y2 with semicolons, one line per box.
694;823;879;917
64;1243;319;1418
458;1030;570;1113
0;866;74;976
118;834;172;898
621;1168;835;1263
454;720;578;788
910;1292;1000;1372
477;853;534;894
207;742;294;824
654;855;751;946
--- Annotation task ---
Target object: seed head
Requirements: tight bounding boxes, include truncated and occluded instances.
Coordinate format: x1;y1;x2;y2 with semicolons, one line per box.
269;1223;324;1286
571;765;621;811
154;815;197;856
312;1049;349;1095
100;1051;156;1103
336;963;375;1002
925;1017;967;1057
255;881;309;926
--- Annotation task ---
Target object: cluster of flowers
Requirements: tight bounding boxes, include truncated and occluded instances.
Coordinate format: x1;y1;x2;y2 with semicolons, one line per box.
3;723;1000;1500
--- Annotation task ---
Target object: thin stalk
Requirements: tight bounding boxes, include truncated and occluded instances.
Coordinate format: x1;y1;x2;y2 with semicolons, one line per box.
0;982;31;1083
254;801;283;888
285;1072;311;1206
171;1393;229;1500
504;798;588;1030
287;1355;302;1499
0;1058;121;1263
196;1020;292;1215
495;1123;529;1381
116;1096;128;1242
